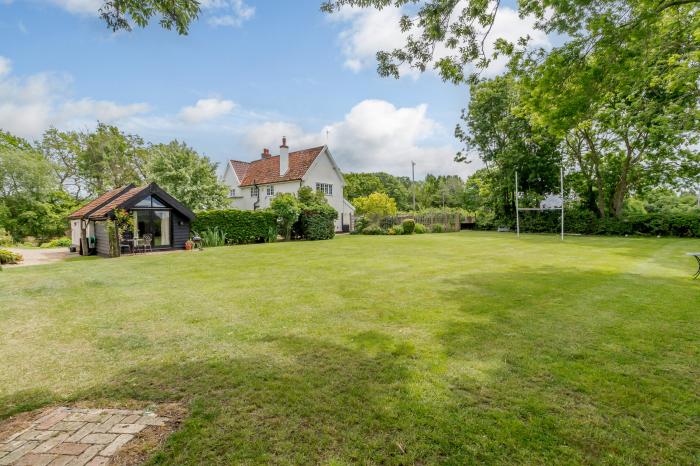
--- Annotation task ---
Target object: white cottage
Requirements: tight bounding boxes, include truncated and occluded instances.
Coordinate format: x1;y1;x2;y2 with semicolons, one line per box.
222;138;355;232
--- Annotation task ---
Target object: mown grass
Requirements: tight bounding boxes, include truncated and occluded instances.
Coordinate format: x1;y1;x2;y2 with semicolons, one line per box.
1;232;699;464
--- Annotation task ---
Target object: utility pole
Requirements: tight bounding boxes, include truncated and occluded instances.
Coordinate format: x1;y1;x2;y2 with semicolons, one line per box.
411;161;416;211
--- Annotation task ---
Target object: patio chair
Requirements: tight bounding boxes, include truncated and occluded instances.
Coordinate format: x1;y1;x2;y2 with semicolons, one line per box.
141;234;153;254
119;231;133;255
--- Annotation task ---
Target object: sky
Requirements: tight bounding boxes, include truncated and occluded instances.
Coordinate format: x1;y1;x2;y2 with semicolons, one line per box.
0;0;550;179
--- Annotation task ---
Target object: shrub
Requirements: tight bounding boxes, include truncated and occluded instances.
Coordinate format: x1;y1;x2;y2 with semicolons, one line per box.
40;237;71;248
431;224;445;233
192;210;277;244
197;227;228;247
293;186;338;241
0;249;22;264
388;225;404;235
353;216;370;234
0;228;12;247
362;225;385;235
402;218;416;234
352;192;397;224
270;193;301;240
414;223;427;234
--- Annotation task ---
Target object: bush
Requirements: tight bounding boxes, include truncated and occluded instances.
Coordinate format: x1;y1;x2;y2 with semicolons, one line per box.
0;228;12;247
388;225;404;235
197;227;228;247
192;210;277;244
362;225;386;235
40;237;71;248
297;204;337;240
414;223;427;234
353;216;370;234
270;193;301;240
431;224;444;233
402;218;415;234
0;249;22;264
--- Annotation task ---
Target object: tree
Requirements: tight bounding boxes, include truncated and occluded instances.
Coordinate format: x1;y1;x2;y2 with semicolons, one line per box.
270;194;301;241
97;0;200;35
146;141;229;211
321;0;700;84
38;128;85;200
344;172;411;210
352;192;398;224
78;123;149;194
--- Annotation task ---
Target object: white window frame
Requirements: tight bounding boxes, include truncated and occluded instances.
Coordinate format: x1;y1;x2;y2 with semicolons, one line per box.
316;183;333;196
229;188;237;198
266;185;275;196
250;186;259;197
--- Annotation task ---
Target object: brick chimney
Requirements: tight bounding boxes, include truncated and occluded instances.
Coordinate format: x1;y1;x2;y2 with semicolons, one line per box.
261;148;271;159
279;136;289;176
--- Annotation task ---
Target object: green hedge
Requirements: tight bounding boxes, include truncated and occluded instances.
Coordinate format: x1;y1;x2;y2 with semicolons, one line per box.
294;205;337;241
478;209;700;237
193;210;278;244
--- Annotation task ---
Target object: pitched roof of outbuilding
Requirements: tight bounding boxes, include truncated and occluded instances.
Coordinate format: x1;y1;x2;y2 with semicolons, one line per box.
68;183;196;221
229;146;325;187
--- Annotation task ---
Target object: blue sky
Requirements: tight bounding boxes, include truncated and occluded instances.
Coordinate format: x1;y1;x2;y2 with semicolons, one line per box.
0;0;548;178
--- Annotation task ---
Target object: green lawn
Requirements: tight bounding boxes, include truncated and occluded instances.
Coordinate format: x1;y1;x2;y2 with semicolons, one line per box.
1;232;699;464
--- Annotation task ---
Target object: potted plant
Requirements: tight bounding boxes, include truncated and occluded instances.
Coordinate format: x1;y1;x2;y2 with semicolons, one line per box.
185;239;194;250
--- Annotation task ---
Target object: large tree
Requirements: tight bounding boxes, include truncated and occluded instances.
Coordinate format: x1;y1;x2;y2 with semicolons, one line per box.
146;141;228;210
97;0;200;34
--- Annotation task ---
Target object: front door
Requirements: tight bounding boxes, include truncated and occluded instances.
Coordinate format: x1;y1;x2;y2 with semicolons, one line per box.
132;210;172;247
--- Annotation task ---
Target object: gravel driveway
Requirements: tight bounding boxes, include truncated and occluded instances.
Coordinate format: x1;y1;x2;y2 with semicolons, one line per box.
4;247;73;267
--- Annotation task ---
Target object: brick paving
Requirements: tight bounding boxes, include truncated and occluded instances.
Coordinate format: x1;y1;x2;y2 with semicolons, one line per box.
0;408;168;465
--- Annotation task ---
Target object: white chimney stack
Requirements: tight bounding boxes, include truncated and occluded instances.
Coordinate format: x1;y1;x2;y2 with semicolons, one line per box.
279;136;289;176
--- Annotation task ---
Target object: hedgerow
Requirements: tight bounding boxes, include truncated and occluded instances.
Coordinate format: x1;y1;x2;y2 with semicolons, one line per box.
193;210;277;244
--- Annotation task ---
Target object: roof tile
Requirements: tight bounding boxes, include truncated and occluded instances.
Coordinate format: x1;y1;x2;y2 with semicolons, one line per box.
230;146;325;187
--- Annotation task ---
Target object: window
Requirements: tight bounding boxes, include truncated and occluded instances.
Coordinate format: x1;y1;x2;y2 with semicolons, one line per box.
250;187;259;197
134;195;166;208
316;183;333;196
266;185;275;196
228;188;237;198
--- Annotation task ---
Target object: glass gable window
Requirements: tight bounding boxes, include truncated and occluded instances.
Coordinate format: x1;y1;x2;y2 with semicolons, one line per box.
134;195;166;208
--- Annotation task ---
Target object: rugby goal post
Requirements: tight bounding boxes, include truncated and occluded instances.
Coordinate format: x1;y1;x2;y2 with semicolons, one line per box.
515;167;564;240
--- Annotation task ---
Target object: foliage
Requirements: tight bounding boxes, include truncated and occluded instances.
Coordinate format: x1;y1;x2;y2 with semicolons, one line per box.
105;220;120;258
388;225;404;235
0;228;12;247
352;192;398;224
99;0;200;35
414;223;427;234
197;227;228;248
0;248;22;264
344;172;412;210
79;123;149;194
294;186;337;241
192;210;277;245
361;225;385;235
430;224;445;234
270;193;301;241
402;218;416;234
38;127;85;199
113;208;135;235
40;237;72;248
146;141;229;211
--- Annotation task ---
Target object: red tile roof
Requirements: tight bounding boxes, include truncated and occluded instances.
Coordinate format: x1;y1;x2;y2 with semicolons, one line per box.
89;185;150;218
230;146;325;187
68;186;129;219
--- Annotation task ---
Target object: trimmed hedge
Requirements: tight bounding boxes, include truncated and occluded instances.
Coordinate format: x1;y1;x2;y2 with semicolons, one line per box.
193;209;277;244
295;205;337;241
478;209;700;237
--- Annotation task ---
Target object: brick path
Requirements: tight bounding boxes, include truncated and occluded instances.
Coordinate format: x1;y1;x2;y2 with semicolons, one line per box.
0;407;168;465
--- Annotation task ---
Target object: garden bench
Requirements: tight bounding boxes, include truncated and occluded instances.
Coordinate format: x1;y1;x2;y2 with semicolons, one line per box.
687;253;700;279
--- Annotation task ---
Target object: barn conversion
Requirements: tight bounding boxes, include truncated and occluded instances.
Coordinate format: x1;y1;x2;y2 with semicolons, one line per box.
68;182;195;256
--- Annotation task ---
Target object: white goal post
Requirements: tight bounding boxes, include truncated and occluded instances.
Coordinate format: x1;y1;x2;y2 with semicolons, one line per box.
515;167;564;240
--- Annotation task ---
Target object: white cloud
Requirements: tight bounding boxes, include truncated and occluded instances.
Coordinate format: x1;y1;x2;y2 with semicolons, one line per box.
201;0;255;28
0;56;11;77
0;61;150;139
243;99;467;177
178;98;236;124
48;0;102;15
331;2;552;78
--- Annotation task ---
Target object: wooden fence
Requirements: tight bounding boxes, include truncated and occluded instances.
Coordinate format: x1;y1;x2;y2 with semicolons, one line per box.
379;212;462;232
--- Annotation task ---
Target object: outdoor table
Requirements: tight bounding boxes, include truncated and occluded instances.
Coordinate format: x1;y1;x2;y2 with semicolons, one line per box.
688;253;700;279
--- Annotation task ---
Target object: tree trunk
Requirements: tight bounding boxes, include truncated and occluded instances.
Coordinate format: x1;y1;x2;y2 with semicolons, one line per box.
582;130;607;218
